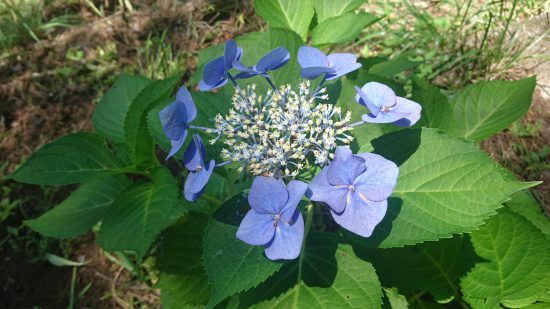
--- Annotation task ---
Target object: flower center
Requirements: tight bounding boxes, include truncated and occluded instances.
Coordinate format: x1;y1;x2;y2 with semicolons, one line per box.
273;214;282;227
214;83;353;177
348;184;356;192
195;164;203;172
381;106;390;113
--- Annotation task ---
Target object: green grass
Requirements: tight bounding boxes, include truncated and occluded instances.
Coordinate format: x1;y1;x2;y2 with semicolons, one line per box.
0;0;79;56
362;0;548;89
137;30;190;80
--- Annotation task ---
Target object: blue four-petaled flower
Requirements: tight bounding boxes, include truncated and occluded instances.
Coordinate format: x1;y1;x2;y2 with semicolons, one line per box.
297;46;361;80
199;39;243;91
159;86;197;159
183;134;215;202
233;46;290;79
308;146;398;237
237;176;307;260
355;82;422;127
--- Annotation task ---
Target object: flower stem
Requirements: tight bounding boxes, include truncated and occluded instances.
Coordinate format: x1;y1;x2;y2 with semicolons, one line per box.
215;161;232;168
297;203;314;281
313;76;327;95
189;125;218;133
350;120;366;127
227;72;241;91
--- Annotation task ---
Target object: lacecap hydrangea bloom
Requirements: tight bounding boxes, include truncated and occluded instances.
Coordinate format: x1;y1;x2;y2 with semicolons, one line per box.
160;40;422;260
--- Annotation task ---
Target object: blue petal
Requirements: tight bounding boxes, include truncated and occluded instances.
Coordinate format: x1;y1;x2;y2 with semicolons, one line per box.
159;100;189;141
165;130;187;160
326;53;361;80
224;40;242;70
264;211;304;260
199;78;228;91
307;167;350;214
175;86;197;122
327;147;366;186
356;82;397;114
184;134;206;171
280;180;307;222
248;176;289;214
331;195;387;237
390;97;422;127
184;159;215;202
202;56;227;86
235;71;259;79
297;46;328;68
355;86;380;116
233;60;254;72
257;46;290;72
236;210;275;246
301;67;334;80
353;153;399;202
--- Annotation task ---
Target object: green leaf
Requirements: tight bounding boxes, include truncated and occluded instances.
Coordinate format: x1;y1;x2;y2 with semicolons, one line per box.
505;191;550;239
97;168;178;259
460;209;550;308
158;272;210;308
124;76;179;163
8;132;125;185
238;233;383;309
269;28;302;87
311;12;378;46
357;236;473;301
448;77;536;141
383;287;409;309
313;0;366;23
157;214;211;308
254;0;314;41
364;128;533;248
368;56;422;78
202;195;282;307
25;175;131;238
93;74;151;142
411;77;454;129
158;214;209;275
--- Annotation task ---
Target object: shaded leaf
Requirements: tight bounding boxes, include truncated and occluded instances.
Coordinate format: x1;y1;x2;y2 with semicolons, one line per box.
25;174;131;238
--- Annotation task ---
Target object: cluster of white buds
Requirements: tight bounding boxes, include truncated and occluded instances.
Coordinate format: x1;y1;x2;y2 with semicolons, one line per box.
213;81;353;177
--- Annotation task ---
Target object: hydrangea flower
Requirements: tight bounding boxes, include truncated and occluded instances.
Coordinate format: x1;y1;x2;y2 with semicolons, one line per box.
199;39;243;91
308;146;398;237
183;134;215;202
297;46;361;80
355;82;422;127
234;46;290;79
159;86;197;159
236;176;307;260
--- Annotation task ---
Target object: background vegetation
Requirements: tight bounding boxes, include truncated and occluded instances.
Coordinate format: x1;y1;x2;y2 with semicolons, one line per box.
0;0;548;307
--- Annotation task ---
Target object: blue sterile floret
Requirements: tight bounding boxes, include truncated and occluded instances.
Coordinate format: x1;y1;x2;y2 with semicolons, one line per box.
199;39;243;91
308;146;399;237
355;81;422;126
236;176;307;260
233;46;291;79
183;134;215;202
297;46;362;81
159;86;197;159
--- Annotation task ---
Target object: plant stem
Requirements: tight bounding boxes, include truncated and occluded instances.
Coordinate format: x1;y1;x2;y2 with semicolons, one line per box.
297;204;314;281
227;72;241;91
189;125;218;133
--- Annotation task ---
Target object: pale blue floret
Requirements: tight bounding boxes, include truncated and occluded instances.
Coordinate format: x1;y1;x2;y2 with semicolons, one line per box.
307;146;399;237
355;82;422;127
183;134;215;202
199;39;243;91
297;46;362;81
236;176;307;260
159;86;197;159
234;46;290;79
